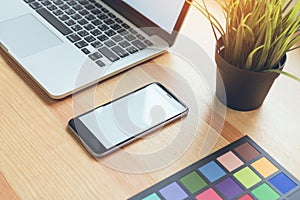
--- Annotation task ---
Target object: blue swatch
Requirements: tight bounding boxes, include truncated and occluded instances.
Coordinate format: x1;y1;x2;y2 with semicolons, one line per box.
199;161;226;182
159;182;188;200
269;172;297;194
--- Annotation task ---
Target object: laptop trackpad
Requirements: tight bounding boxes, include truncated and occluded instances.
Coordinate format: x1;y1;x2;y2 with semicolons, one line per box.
0;14;62;58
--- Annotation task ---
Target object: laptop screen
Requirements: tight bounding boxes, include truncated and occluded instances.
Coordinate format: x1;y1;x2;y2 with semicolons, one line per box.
122;0;186;34
102;0;190;45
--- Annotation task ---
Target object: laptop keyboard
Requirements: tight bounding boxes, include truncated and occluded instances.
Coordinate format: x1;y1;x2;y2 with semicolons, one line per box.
24;0;154;67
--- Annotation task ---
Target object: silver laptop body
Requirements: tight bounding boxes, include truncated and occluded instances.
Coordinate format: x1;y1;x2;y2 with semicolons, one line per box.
0;0;189;99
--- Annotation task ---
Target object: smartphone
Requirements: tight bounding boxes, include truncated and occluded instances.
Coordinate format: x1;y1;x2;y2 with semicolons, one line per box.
68;82;188;158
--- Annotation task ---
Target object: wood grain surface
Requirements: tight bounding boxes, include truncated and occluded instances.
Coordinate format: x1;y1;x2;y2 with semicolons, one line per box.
1;1;300;199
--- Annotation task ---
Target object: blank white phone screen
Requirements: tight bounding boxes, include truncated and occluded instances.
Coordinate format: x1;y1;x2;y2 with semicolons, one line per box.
79;84;186;149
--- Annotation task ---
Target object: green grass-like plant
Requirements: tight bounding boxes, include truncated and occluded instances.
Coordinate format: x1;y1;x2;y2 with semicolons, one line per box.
187;0;300;79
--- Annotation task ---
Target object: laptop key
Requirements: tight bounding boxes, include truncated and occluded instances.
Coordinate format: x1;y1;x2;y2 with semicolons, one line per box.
84;24;95;31
78;0;89;5
132;40;147;50
121;23;130;29
67;0;77;6
89;52;102;61
124;34;135;42
37;8;72;35
112;35;123;42
108;13;116;18
79;10;89;17
98;14;108;20
105;30;116;37
85;14;96;20
65;9;76;15
53;0;63;5
111;46;129;58
82;48;91;55
104;19;115;25
95;2;103;8
118;29;129;36
78;30;89;37
41;1;51;6
96;60;105;67
101;7;109;13
67;33;81;43
59;4;69;10
91;41;103;48
85;4;95;10
91;29;101;36
53;9;63;16
71;14;82;20
30;2;42;9
84;35;96;43
104;40;116;47
91;19;102;26
99;24;109;31
47;4;57;11
99;47;119;62
71;25;82;32
74;5;84;11
126;46;138;54
59;14;69;21
65;19;76;26
119;40;130;48
119;41;130;48
91;9;101;15
78;18;88;25
97;34;109;42
75;40;88;48
115;18;123;23
111;24;122;31
24;0;35;3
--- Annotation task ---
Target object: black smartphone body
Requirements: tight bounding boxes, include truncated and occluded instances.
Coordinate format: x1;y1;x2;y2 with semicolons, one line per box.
68;82;188;158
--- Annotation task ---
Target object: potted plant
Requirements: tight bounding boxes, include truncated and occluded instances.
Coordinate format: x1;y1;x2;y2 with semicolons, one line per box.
187;0;300;111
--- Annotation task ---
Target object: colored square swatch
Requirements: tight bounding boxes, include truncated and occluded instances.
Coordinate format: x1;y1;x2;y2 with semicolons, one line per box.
235;142;260;162
251;183;280;200
195;188;222;200
158;182;188;200
142;193;161;200
179;171;207;194
198;161;226;182
217;151;244;172
238;194;254;200
234;167;261;189
269;172;297;194
251;157;278;178
215;177;243;199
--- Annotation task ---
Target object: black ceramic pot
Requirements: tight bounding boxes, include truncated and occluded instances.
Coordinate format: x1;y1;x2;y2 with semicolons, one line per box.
215;40;286;111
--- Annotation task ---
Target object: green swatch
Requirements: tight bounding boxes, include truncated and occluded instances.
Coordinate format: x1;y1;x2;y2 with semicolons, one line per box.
234;167;261;189
180;171;207;193
142;193;161;200
251;183;280;200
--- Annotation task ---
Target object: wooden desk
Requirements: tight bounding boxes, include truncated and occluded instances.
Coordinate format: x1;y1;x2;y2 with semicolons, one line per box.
1;2;300;199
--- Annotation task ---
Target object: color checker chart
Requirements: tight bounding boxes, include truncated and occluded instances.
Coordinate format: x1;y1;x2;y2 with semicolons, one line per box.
129;136;300;200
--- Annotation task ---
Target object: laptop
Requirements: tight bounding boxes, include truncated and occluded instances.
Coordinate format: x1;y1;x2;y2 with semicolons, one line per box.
0;0;190;99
